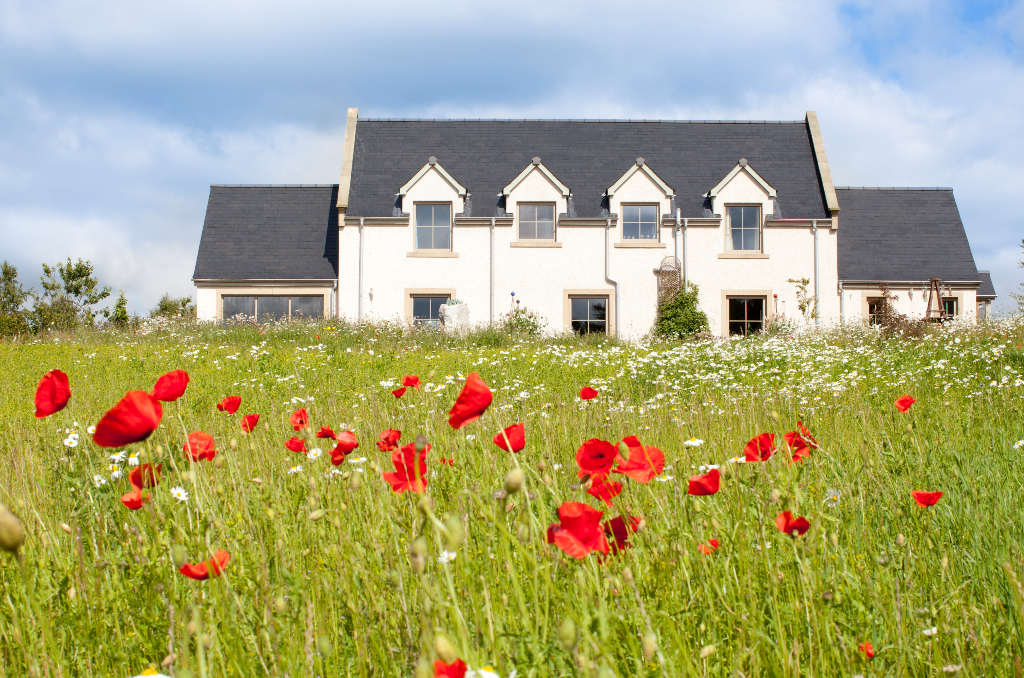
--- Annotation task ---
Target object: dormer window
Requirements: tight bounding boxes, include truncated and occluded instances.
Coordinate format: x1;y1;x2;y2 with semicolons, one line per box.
726;205;761;251
519;204;555;240
416;204;451;250
623;205;658;240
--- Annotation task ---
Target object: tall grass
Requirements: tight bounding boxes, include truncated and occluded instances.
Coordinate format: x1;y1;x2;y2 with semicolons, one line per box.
1;317;1023;676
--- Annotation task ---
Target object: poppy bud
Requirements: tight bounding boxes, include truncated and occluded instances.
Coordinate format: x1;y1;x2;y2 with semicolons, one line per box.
0;504;25;555
60;522;72;534
214;456;226;469
186;621;198;636
67;587;76;600
504;468;525;494
229;438;237;450
370;461;381;473
201;633;213;649
516;524;529;544
699;644;716;659
444;515;464;551
538;460;547;472
434;633;458;664
415;434;429;452
309;509;327;521
769;489;781;505
415;658;432;678
642;632;658;661
618;441;629;457
350;473;361;490
171;544;187;569
316;635;333;657
770;410;780;423
556;616;579;651
711;518;721;531
622;567;634;584
830;533;839;547
897;534;906;546
266;509;276;520
543;474;552;486
274;597;287;614
155;444;164;456
906;423;914;433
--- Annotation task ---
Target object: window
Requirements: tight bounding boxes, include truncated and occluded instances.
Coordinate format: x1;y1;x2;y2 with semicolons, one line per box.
519;204;555;240
727;205;761;251
867;297;886;326
728;297;764;336
416;204;451;250
571;297;607;335
412;295;450;327
942;298;958;317
221;295;323;320
623;205;658;240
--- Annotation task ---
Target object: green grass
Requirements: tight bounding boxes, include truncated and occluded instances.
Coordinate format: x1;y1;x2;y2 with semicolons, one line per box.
2;317;1024;677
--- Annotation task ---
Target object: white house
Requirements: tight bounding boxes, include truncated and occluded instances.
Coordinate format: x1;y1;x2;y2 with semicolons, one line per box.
193;110;995;338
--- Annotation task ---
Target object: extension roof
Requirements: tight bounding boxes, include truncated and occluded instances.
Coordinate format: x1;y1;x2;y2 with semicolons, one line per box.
977;271;996;299
835;188;980;283
193;185;339;281
346;120;831;219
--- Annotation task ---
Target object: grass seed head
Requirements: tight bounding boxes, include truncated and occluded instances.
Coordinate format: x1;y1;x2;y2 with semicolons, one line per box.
274;597;287;614
642;632;658;661
700;644;716;659
308;509;327;521
434;632;457;663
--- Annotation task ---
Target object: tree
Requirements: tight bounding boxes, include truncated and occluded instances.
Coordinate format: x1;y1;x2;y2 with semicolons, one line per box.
654;283;708;339
151;293;195;319
0;261;30;336
31;258;111;331
108;291;129;328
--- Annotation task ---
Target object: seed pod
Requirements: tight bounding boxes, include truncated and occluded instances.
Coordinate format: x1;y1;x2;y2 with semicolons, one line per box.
642;632;657;661
622;567;634;584
538;460;547;472
265;509;276;520
434;633;458;664
201;633;213;649
0;504;25;554
699;644;716;659
350;473;360;490
186;621;198;636
830;533;839;547
556;616;579;651
316;635;333;657
505;468;525;494
60;522;72;534
415;434;429;452
768;489;781;505
67;587;76;600
171;544;187;569
229;438;238;450
516;524;529;544
444;515;464;551
309;509;327;521
274;597;287;614
770;410;780;423
214;456;226;469
897;533;906;546
617;441;629;457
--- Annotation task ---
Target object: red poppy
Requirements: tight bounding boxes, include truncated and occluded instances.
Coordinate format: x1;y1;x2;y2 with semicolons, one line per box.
120;488;149;510
331;431;358;456
376;428;401;452
439;457;455;467
151;370;189;402
290;408;309;431
34;369;71;418
403;375;422;390
587;477;623;505
604;515;641;554
316;426;337;440
178;550;231;581
697;539;720;555
217;396;242;414
92;391;163;448
241;414;260;433
433;658;467;678
613;436;665;483
492;423;526;453
895;395;916;413
687;468;720;496
744;433;776;462
912;490;943;507
796;421;819;449
775;511;811;537
448;372;493;429
859;641;875;659
382;442;429;493
579;386;598;400
392;387;407;399
576;438;621;481
284;436;307;454
546;502;609;559
783;431;812;462
183;432;217;462
128;463;162;490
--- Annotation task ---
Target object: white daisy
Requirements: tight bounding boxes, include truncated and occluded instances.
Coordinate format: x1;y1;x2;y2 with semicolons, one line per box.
108;464;122;480
306;448;323;461
1014;440;1024;450
92;474;107;487
325;469;344;479
87;425;97;435
347;456;367;465
727;456;747;464
923;626;938;636
437;550;457;564
63;434;79;448
108;451;128;464
127;453;141;467
288;464;303;474
824;488;841;507
465;435;476;441
655;475;675;482
684;437;704;447
698;464;720;473
169;486;189;503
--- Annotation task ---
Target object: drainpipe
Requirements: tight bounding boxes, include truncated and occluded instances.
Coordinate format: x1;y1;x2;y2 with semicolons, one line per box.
358;217;364;322
812;220;819;327
683;217;689;287
838;280;844;324
605;217;619;336
674;208;680;272
489;217;495;324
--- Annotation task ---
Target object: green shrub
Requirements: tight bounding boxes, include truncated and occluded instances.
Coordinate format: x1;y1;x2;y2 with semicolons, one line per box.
151;293;195;318
498;304;547;337
654;283;708;339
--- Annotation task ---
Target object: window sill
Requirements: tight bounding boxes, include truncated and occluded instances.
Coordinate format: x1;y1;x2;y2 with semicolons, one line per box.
718;252;769;259
407;251;459;258
510;241;563;248
615;241;666;249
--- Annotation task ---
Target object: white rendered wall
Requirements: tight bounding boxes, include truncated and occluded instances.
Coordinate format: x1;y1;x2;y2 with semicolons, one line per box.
844;286;978;324
196;287;217;322
608;168;673;235
506;166;568;223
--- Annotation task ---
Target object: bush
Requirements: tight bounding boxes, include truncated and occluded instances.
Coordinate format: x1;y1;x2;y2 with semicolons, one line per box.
654;283;708;339
151;293;195;319
498;304;546;337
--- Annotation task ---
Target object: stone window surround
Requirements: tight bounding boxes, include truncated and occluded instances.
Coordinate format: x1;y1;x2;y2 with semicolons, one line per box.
210;285;333;320
413;201;454;253
405;288;456;324
563;289;616;337
720;289;772;338
516;201;558;245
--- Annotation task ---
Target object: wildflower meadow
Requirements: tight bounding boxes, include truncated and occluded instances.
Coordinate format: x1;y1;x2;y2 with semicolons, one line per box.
2;317;1024;677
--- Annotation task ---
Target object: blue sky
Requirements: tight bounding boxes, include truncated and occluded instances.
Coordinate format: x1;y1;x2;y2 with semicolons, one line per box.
1;0;1022;313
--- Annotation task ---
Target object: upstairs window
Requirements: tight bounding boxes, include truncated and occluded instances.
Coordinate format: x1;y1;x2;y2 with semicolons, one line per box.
727;205;761;251
623;205;658;240
416;204;451;250
519;204;555;240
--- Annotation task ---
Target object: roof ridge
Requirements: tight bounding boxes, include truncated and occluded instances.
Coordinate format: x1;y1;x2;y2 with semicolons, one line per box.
835;186;953;191
211;184;339;188
359;118;805;124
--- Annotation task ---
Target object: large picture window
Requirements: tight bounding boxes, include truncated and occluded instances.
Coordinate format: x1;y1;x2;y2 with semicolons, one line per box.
727;205;761;251
412;295;450;327
623;205;658;240
519;204;555;240
416;204;452;250
221;295;323;321
728;297;764;336
570;297;607;335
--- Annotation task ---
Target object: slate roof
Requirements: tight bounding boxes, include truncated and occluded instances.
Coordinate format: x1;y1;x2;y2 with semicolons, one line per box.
835;188;980;283
193;185;339;280
347;120;831;219
977;271;997;299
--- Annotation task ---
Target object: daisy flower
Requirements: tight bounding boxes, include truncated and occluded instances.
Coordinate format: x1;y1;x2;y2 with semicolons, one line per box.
727;456;747;464
1014;440;1024;450
347;456;367;464
923;626;938;637
306;448;323;461
824;488;841;507
127;453;141;467
92;474;107;487
108;464;122;480
87;425;97;435
63;434;79;448
169;486;189;503
684;438;704;447
288;465;303;474
437;550;457;564
108;451;128;464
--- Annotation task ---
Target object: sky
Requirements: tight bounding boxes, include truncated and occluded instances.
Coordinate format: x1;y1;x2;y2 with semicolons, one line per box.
1;0;1022;315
